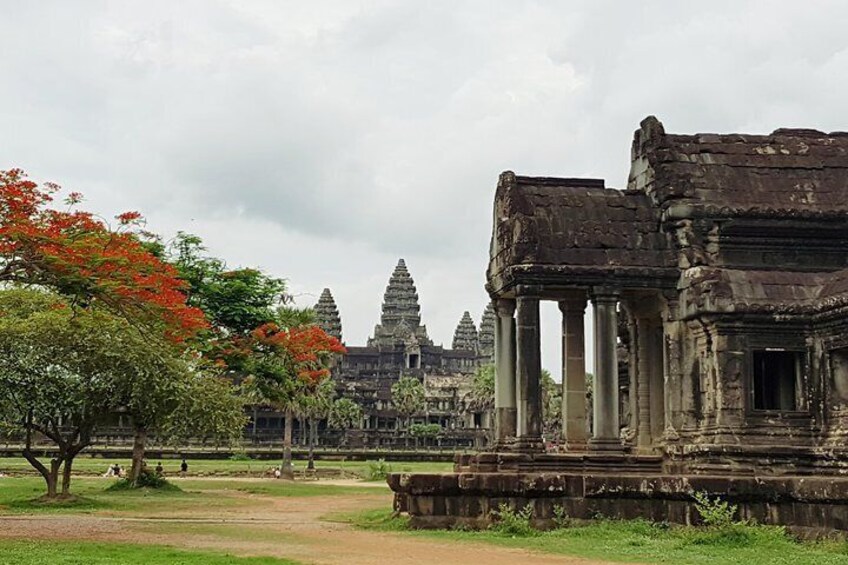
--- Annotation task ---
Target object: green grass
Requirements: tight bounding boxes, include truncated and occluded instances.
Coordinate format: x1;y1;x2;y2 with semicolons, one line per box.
176;478;387;497
344;509;848;565
0;475;386;515
0;539;299;565
0;456;453;478
0;477;235;515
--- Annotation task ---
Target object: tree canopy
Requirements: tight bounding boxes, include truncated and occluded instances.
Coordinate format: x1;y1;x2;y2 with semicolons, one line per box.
0;169;206;342
391;375;426;427
0;288;197;496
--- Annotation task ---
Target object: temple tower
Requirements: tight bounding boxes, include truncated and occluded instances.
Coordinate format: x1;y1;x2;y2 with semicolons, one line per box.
478;303;496;361
452;311;479;352
314;288;342;341
368;259;432;347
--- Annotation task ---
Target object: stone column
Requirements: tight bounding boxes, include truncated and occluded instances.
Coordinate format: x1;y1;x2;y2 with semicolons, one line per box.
559;297;588;449
633;315;663;448
515;294;544;451
590;290;622;450
493;299;517;448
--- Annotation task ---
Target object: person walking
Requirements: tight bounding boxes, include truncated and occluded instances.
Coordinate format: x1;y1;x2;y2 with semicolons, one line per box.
180;458;188;478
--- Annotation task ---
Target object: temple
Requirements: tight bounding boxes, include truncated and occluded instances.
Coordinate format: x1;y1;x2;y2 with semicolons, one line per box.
310;259;494;447
390;117;848;534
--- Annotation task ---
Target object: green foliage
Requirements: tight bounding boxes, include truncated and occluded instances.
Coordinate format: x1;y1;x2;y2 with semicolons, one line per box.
540;369;561;436
298;378;336;420
160;373;247;446
552;505;571;528
166;232;292;336
391;376;426;425
228;451;253;461
366;459;392;481
407;423;441;438
107;471;179;492
693;491;739;528
469;364;495;411
328;398;363;431
0;288;199;496
489;503;537;537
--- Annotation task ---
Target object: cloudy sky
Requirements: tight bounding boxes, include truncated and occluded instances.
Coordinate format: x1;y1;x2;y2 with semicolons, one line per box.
3;1;848;376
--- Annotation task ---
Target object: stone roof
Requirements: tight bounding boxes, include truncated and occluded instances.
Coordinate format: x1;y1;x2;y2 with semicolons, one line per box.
452;311;479;352
629;116;848;217
487;173;676;293
680;267;848;317
314;288;342;341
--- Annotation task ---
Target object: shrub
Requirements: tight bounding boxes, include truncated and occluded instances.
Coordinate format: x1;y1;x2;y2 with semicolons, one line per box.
552;504;571;529
490;503;536;536
229;451;252;461
107;469;176;491
367;459;392;481
692;491;738;529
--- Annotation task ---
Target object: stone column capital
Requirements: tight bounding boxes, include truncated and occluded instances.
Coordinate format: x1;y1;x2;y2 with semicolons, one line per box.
558;297;587;315
591;286;620;304
494;298;516;317
514;284;541;298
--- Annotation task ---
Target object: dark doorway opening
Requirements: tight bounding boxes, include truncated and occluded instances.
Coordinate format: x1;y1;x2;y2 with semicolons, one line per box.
753;350;801;411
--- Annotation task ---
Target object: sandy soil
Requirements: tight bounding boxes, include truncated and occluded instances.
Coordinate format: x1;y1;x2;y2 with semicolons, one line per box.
0;481;609;565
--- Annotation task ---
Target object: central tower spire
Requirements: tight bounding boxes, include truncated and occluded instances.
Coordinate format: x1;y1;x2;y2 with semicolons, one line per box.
368;258;432;347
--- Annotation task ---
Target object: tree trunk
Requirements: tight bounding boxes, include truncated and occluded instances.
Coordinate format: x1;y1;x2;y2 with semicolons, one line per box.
61;456;74;496
307;418;316;471
21;415;59;498
281;407;294;479
47;458;61;498
251;406;258;444
130;425;147;484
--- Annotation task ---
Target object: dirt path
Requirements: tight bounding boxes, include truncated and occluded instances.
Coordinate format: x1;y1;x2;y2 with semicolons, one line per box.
0;484;609;565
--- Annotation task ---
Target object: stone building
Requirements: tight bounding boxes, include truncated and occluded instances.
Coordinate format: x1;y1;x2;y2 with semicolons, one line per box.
391;117;848;534
315;259;494;447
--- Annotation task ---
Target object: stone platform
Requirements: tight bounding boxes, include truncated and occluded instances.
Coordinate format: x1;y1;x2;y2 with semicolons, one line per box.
389;454;848;536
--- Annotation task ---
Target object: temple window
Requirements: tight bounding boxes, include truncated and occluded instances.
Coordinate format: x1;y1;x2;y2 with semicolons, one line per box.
408;353;420;369
752;350;802;411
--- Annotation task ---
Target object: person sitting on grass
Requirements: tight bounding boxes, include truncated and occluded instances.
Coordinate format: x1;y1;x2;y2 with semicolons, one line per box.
155;462;164;477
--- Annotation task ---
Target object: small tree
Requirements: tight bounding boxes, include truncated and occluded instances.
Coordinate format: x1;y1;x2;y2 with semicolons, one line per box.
391;376;426;447
541;369;561;441
298;377;336;470
408;423;441;448
468;364;495;442
0;289;194;497
223;323;345;478
328;398;363;446
161;373;248;448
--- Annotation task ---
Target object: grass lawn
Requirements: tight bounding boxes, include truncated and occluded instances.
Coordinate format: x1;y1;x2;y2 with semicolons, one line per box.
344;509;848;565
0;539;299;565
0;476;382;515
0;456;453;479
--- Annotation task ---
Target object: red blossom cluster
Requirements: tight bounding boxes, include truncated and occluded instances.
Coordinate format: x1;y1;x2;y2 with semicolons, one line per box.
250;322;347;385
0;169;207;341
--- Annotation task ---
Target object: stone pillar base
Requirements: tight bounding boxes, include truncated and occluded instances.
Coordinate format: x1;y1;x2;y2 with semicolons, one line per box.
494;407;517;444
512;437;545;453
589;437;624;452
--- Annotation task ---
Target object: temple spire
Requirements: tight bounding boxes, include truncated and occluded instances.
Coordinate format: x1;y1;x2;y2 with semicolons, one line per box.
314;288;342;342
478;303;496;361
368;259;432;347
452;311;479;352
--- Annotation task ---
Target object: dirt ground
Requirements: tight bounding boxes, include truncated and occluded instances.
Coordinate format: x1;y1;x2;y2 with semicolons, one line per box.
0;479;609;565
